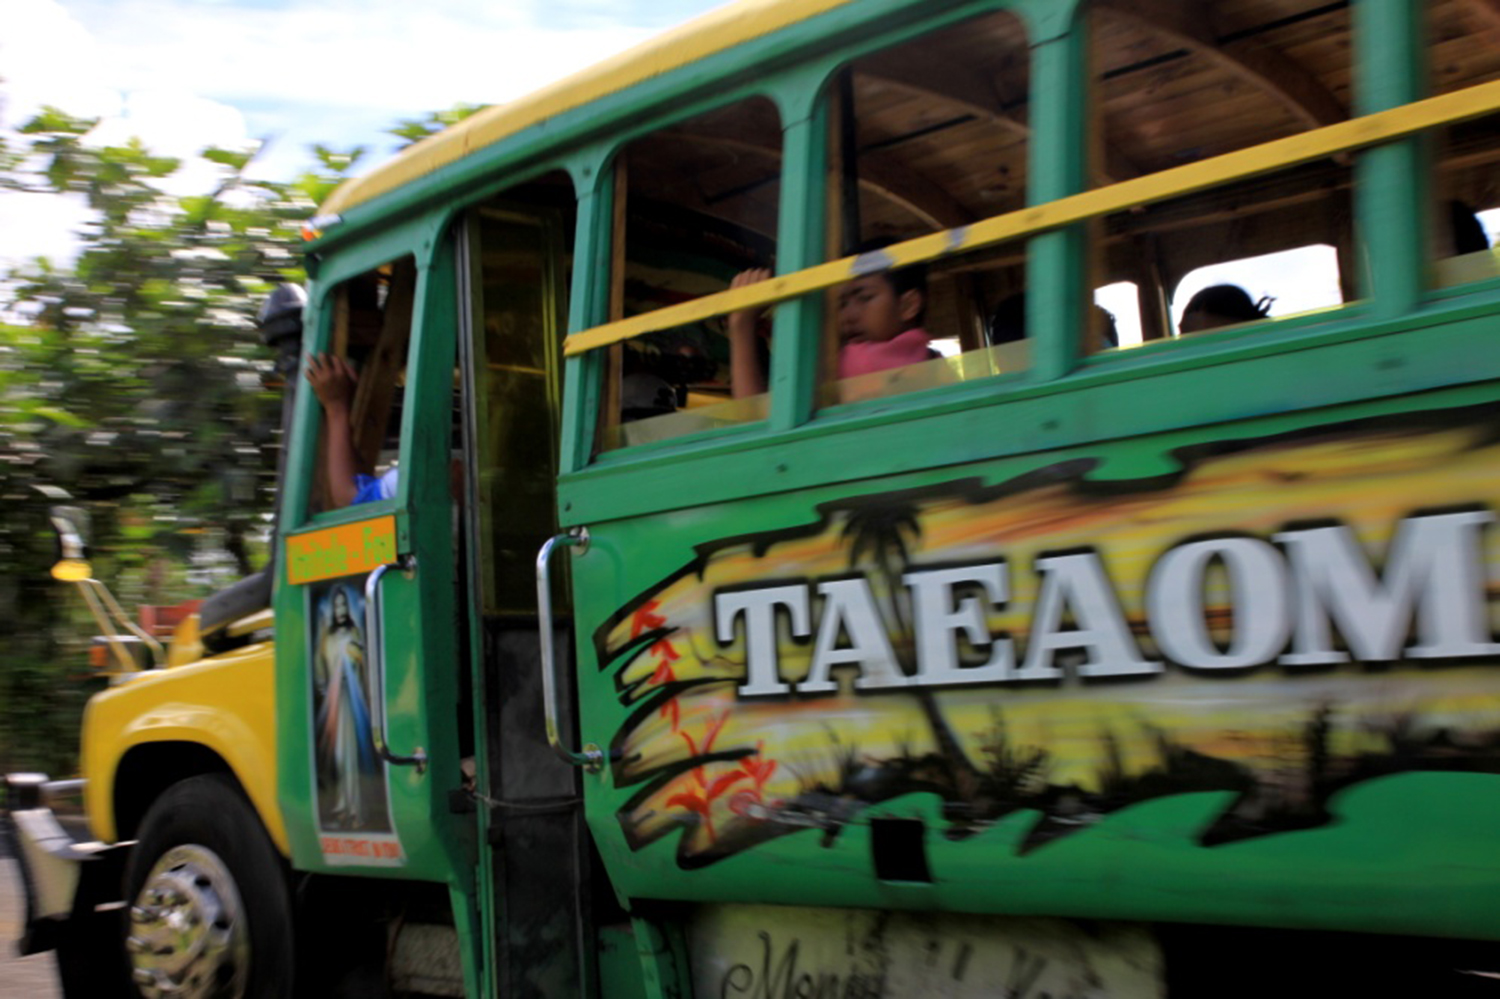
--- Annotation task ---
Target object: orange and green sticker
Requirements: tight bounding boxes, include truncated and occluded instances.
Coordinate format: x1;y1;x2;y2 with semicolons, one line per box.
287;516;398;586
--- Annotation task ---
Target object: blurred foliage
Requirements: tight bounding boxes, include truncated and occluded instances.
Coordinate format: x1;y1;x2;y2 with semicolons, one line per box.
0;106;368;775
388;103;488;149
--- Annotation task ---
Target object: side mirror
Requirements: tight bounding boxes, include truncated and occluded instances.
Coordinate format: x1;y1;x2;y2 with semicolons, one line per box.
258;283;306;379
45;503;161;671
49;505;93;582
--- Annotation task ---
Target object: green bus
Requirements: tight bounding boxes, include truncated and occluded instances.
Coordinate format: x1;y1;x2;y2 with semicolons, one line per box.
10;0;1500;995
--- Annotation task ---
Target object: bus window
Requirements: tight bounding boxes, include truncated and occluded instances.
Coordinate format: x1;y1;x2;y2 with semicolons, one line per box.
1172;245;1342;335
1095;281;1143;348
308;257;415;513
1483;208;1500;248
465;174;574;614
819;6;1031;407
597;97;782;450
1093;1;1355;341
1429;1;1500;288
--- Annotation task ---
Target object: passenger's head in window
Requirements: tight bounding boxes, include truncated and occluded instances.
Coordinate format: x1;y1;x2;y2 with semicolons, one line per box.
837;239;930;379
1448;200;1491;256
1093;306;1119;351
989;293;1026;346
1179;284;1271;336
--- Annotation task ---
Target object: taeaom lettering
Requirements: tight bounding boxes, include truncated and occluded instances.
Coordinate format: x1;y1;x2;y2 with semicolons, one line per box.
715;510;1499;699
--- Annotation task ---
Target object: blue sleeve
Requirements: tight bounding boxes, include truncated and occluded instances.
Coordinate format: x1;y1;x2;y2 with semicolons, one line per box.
351;468;398;505
351;475;384;505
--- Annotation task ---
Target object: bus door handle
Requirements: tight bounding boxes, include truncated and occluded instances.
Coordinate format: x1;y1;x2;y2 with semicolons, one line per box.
364;556;428;775
536;529;605;773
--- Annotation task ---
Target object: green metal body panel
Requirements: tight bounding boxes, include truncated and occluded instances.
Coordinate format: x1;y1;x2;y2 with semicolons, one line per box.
560;321;1500;937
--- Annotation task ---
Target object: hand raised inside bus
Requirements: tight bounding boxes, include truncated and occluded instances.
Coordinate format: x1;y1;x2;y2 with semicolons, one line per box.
727;267;772;398
305;352;365;507
305;351;359;412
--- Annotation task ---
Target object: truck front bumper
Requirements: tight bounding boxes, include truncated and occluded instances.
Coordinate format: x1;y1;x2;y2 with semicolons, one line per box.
3;773;127;956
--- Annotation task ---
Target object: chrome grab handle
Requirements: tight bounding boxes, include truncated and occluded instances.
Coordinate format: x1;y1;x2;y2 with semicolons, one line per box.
536;529;603;772
364;556;428;774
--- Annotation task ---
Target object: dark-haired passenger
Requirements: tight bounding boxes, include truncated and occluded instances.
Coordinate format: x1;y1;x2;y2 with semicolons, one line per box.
1448;200;1491;256
1178;284;1272;336
728;241;929;398
835;253;931;380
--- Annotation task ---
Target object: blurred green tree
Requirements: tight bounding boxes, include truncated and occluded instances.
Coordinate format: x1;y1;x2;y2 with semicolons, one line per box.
387;103;488;149
0;107;362;774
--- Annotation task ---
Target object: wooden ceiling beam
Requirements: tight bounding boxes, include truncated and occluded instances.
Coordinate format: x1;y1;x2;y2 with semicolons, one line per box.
858;58;1031;142
855;156;973;229
1458;0;1500;46
858;62;1143;182
654;129;972;232
1097;0;1346;131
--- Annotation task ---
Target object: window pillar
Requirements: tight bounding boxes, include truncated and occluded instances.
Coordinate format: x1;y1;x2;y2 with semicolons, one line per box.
1355;0;1427;318
559;151;615;474
1026;8;1089;383
768;70;831;432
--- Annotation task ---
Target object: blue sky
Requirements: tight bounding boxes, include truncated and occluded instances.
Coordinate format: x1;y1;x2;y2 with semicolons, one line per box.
0;0;727;270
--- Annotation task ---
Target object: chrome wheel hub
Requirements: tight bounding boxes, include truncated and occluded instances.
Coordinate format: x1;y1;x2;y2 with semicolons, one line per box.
127;845;249;998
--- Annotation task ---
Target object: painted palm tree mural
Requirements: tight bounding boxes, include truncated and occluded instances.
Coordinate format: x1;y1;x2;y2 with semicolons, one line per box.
840;501;980;801
596;405;1500;868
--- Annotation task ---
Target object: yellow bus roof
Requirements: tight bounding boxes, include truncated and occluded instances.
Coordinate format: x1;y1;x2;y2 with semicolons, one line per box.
319;0;852;217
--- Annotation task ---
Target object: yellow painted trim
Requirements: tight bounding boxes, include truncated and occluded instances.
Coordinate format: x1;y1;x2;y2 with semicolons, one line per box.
320;0;854;216
81;643;288;854
564;78;1500;356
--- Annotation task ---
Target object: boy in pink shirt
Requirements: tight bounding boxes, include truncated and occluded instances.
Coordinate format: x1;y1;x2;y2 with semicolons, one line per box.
728;244;930;398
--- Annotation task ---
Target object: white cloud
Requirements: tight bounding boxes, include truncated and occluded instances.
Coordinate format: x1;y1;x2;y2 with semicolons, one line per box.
0;0;708;274
0;191;93;270
0;1;265;269
85;91;249;161
0;0;120;124
40;1;664;134
88;90;255;195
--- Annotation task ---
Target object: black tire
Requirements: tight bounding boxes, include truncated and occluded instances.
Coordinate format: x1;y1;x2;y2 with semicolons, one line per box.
121;774;293;998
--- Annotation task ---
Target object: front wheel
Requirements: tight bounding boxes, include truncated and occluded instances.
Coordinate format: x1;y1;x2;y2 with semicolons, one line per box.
122;774;293;999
